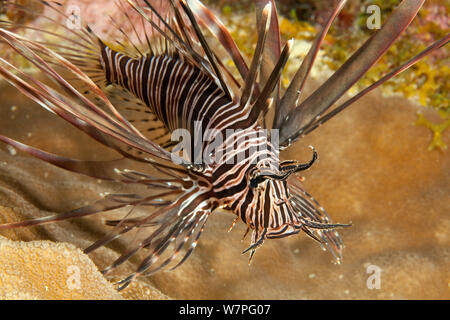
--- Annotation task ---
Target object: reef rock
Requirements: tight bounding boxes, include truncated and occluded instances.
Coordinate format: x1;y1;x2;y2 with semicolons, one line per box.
0;235;122;299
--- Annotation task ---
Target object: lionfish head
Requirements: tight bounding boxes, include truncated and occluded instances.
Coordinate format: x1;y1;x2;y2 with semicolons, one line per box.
240;147;350;262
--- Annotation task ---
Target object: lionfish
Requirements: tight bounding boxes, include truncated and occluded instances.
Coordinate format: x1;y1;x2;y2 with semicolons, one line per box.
0;0;447;289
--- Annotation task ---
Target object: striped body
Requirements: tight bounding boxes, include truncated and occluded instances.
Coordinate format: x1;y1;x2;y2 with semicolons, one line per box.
99;44;302;240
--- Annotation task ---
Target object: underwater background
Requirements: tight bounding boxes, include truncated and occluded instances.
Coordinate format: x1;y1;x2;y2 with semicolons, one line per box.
0;0;448;299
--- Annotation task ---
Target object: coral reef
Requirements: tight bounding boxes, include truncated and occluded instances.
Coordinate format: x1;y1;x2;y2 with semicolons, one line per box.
210;0;449;150
0;78;448;299
0;232;169;299
0;0;448;300
2;0;446;148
